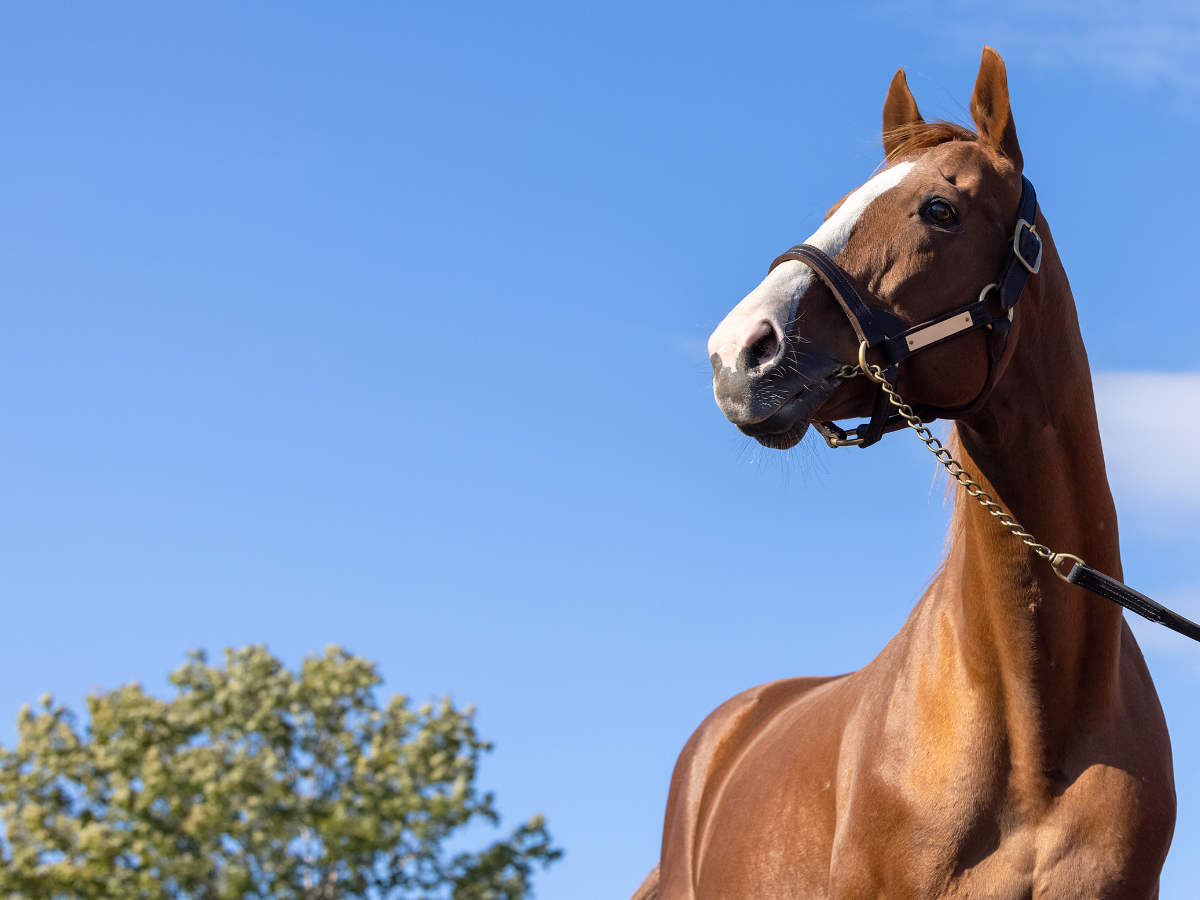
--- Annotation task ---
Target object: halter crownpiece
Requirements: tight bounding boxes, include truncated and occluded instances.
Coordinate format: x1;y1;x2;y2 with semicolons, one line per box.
768;175;1041;449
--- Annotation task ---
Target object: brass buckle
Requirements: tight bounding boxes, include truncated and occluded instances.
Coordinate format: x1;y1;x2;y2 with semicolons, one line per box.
1013;219;1043;275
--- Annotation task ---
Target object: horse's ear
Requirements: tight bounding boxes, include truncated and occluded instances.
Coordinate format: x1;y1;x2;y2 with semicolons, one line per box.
882;68;923;158
970;46;1023;172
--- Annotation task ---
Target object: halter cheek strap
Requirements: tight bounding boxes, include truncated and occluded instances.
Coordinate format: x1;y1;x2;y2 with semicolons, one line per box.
768;175;1042;448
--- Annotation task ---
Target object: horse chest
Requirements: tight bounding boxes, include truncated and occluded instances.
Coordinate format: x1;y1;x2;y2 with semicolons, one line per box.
826;702;1170;898
690;784;1158;900
827;787;1160;900
669;675;1170;900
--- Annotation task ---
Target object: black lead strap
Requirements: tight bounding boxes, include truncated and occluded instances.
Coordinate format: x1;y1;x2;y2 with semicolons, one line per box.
1066;563;1200;643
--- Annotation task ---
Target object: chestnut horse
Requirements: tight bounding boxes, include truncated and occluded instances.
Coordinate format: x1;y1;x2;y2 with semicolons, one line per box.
634;48;1175;899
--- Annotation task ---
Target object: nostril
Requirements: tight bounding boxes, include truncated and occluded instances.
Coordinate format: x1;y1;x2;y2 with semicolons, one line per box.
747;323;781;368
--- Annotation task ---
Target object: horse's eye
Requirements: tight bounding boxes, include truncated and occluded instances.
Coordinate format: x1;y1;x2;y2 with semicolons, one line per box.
925;200;956;225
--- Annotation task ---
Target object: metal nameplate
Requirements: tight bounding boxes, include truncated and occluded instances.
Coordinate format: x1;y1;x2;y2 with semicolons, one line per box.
905;311;974;352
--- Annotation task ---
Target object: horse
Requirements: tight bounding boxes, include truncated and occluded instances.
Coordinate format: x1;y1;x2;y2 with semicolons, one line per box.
632;47;1176;899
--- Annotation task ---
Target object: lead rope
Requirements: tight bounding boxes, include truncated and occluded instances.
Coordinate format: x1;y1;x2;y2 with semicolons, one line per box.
833;357;1200;642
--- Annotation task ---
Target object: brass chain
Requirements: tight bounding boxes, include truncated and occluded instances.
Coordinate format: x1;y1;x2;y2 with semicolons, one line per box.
835;361;1081;582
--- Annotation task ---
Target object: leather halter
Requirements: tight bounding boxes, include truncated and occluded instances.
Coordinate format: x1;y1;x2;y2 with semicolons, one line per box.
763;176;1200;645
768;176;1042;449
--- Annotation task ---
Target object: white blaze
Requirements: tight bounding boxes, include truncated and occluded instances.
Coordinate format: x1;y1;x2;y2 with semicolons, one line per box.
708;161;915;370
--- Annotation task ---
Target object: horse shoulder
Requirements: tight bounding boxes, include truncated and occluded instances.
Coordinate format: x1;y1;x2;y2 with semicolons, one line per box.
657;673;850;900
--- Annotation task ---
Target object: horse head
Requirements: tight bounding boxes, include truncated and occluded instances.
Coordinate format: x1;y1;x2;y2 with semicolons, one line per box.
708;47;1027;449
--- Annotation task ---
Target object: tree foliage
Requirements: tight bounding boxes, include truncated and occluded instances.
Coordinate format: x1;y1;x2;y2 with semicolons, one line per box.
0;646;560;900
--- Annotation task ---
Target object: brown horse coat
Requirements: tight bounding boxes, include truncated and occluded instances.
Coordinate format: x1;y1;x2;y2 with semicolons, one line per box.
637;48;1176;900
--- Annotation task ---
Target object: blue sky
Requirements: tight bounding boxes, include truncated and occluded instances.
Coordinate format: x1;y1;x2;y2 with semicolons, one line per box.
2;2;1199;898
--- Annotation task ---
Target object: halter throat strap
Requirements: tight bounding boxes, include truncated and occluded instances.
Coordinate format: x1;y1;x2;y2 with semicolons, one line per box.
767;175;1041;448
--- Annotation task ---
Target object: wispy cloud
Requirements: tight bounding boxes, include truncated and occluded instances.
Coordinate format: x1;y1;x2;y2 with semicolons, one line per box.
925;0;1200;91
1093;371;1200;669
1093;371;1200;514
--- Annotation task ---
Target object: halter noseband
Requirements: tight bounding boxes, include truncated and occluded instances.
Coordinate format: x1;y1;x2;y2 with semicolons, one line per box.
767;175;1042;449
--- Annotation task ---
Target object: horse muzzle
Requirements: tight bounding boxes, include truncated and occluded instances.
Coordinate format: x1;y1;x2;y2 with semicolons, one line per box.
710;342;841;448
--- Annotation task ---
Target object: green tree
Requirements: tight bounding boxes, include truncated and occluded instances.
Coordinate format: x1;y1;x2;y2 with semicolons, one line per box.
0;646;560;899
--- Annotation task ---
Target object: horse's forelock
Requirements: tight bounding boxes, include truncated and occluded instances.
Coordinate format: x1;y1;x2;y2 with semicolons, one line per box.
883;120;977;164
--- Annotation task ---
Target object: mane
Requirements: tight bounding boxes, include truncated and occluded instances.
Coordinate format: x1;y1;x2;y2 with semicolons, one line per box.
883;119;977;163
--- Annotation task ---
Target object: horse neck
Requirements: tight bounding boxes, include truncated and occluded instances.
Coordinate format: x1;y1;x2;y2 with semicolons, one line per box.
942;219;1124;757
